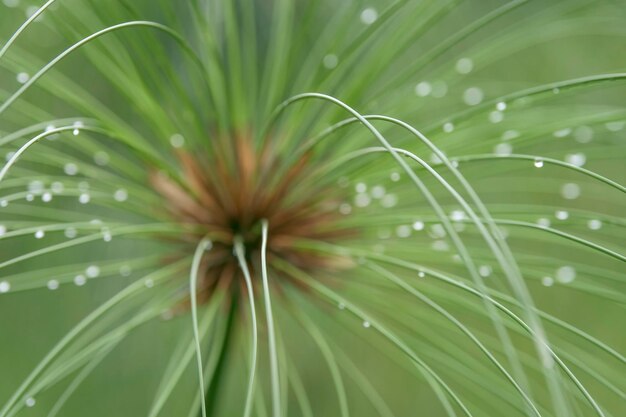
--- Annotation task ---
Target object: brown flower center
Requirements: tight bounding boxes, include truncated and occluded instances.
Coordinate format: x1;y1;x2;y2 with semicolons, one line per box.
151;133;354;304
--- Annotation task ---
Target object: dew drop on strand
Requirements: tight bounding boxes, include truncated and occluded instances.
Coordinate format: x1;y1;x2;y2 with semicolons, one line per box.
323;54;338;69
74;275;86;286
16;72;29;84
463;87;483;106
412;220;424;231
360;8;378;25
455;57;473;74
415;81;431;97
587;219;602;230
556;266;576;283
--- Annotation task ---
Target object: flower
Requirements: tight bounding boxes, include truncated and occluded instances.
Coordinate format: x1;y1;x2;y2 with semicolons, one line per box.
0;1;624;416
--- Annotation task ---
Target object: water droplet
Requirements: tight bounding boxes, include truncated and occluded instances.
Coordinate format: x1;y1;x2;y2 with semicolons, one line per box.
34;229;44;239
0;200;8;207
144;278;154;288
25;5;40;18
94;151;109;166
360;8;378;25
74;275;86;286
28;180;44;194
380;193;397;208
64;227;77;238
605;121;625;132
362;320;371;328
587;219;602;230
556;266;576;283
496;101;507;111
479;265;492;277
25;193;34;202
338;302;345;310
429;224;446;239
390;171;400;182
0;224;6;236
450;210;465;222
431;240;449;251
542;276;554;287
415;81;432;97
63;163;78;176
455;57;473;74
72;128;80;136
396;225;411;238
501;130;520;141
47;279;59;290
370;185;385;199
51;182;64;193
16;72;29;84
3;0;20;8
79;193;90;204
489;111;503;123
418;271;425;278
429;153;443;165
0;281;10;293
323;54;338;69
354;193;371;207
339;203;352;215
534;158;544;168
24;397;35;407
86;265;100;278
561;183;580;200
463;87;483;106
113;188;128;202
555;210;568;220
119;265;132;277
412;221;424;231
102;230;112;242
169;133;185;148
552;87;560;94
494;143;512;156
553;128;571;138
537;218;551;228
565;153;586;167
443;122;454;133
355;182;367;193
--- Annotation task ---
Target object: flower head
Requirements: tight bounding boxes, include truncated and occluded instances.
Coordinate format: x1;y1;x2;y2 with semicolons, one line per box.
0;1;624;417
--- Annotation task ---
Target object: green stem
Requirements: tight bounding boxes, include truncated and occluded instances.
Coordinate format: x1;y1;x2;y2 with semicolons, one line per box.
204;292;239;417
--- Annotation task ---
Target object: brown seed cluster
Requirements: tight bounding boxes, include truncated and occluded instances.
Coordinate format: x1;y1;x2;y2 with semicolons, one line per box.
151;133;354;304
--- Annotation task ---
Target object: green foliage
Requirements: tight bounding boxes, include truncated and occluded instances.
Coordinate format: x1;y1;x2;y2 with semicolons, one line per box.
0;0;624;416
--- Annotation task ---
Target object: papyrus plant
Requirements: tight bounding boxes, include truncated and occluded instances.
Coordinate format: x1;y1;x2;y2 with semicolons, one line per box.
0;0;624;416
